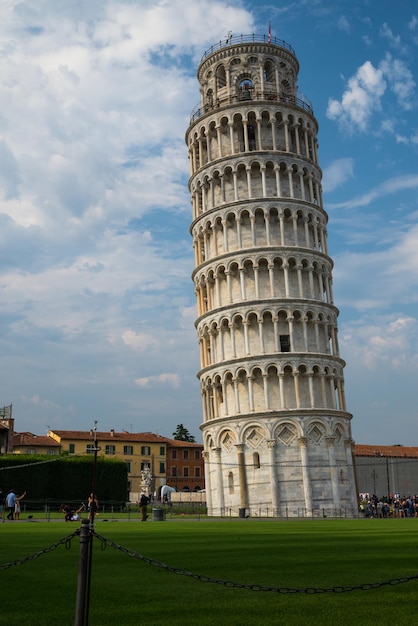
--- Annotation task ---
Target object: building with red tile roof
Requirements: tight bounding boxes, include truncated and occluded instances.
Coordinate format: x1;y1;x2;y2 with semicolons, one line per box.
13;432;61;455
354;444;418;497
47;429;204;500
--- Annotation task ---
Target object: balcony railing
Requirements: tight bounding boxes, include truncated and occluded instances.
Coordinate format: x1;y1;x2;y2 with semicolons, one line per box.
200;33;295;61
189;91;314;124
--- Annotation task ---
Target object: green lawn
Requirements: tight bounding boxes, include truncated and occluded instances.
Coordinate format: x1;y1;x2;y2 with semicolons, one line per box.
1;518;417;625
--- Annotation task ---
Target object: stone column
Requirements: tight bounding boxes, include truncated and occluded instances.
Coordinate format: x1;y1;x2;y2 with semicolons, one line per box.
267;439;279;514
271;119;277;150
326;436;341;511
279;372;285;409
213;447;225;515
235;444;249;511
345;438;358;513
247;375;254;412
298;437;313;514
228;122;234;155
216;125;222;158
202;451;213;515
239;267;246;300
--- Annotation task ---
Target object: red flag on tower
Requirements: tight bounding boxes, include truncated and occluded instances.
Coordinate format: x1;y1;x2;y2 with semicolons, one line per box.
268;22;271;44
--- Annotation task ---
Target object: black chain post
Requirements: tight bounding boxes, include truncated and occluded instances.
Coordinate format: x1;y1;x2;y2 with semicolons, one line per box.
74;422;100;626
74;521;91;626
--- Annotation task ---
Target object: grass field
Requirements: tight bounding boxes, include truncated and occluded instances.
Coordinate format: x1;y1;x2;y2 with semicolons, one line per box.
1;517;417;625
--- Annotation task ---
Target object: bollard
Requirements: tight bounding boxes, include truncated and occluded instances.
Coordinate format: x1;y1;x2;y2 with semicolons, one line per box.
74;521;91;626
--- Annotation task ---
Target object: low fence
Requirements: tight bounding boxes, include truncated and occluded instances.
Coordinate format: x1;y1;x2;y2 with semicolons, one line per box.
7;499;359;520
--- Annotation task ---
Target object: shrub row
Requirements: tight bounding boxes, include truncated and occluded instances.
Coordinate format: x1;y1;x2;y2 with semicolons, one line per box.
0;455;127;502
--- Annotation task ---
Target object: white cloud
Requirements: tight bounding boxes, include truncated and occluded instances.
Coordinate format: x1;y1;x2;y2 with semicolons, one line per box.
379;53;416;110
333;222;418;314
327;174;418;210
327;54;416;131
380;23;406;53
135;373;181;388
337;16;350;34
122;331;159;351
340;315;418;370
409;15;418;31
322;158;354;192
327;61;386;131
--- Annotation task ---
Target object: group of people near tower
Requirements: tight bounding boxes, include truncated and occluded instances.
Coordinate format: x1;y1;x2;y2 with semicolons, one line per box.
359;494;418;518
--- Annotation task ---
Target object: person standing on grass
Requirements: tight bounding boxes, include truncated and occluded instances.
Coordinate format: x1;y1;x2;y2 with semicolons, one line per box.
87;493;99;521
139;492;149;521
6;489;25;520
6;489;17;520
14;491;26;520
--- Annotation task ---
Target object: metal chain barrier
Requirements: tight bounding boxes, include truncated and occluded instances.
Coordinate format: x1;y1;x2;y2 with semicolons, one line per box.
0;530;79;570
91;531;418;595
1;527;417;595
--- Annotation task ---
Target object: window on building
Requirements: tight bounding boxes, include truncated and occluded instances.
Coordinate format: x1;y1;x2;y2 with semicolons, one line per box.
105;444;116;455
228;471;234;494
239;78;253;101
195;467;201;477
124;445;134;455
183;467;189;477
126;461;131;473
47;449;58;456
27;449;35;455
280;334;291;352
141;446;151;455
183;450;189;460
160;446;165;456
253;452;260;469
86;444;95;454
194;450;200;460
171;466;177;477
247;124;256;150
69;443;75;454
159;462;165;473
141;462;150;471
172;449;177;459
127;481;131;491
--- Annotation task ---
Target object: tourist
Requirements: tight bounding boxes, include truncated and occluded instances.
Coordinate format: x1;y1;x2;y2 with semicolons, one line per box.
14;491;26;520
87;493;99;520
139;492;149;521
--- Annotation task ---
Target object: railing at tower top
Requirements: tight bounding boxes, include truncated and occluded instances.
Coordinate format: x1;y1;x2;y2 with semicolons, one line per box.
200;33;295;61
189;90;314;124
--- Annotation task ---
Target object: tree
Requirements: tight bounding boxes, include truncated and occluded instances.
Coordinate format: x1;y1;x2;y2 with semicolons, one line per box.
172;423;196;442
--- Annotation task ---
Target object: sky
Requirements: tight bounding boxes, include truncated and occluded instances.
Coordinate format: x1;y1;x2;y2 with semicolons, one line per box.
0;0;417;446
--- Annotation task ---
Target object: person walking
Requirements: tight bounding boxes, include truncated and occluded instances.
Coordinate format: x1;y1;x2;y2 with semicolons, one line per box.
139;492;149;521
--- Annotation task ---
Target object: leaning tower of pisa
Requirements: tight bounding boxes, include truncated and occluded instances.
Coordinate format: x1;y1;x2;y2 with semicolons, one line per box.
186;34;358;517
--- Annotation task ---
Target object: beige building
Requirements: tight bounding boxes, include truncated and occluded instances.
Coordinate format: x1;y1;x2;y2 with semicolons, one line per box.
13;432;61;455
187;34;357;517
48;430;171;499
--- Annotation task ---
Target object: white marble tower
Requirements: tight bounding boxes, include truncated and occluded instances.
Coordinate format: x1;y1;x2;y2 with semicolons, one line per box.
186;34;357;517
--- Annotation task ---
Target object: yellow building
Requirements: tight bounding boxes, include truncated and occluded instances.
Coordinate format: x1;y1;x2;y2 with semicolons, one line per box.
13;432;61;455
48;429;170;500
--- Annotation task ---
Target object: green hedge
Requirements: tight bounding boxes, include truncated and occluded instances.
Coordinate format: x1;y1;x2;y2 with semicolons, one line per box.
0;455;127;501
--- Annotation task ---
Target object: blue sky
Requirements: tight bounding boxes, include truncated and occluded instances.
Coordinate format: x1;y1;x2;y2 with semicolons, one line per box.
0;0;417;445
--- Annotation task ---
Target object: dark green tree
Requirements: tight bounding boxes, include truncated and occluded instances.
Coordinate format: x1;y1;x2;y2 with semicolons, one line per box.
172;423;196;442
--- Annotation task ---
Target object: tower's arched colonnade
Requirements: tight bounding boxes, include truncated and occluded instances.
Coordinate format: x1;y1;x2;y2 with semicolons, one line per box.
186;34;357;517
